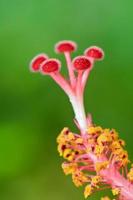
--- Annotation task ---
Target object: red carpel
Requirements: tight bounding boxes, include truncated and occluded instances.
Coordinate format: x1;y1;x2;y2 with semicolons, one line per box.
30;54;48;72
73;56;92;70
55;40;77;53
84;46;104;60
41;59;61;74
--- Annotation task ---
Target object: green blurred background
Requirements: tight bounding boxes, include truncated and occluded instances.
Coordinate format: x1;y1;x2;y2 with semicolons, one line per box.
0;0;133;199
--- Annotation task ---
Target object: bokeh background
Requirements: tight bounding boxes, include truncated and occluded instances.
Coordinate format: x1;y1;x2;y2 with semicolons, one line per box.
0;0;133;199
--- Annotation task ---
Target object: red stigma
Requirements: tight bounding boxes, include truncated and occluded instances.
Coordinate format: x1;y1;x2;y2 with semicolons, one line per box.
84;46;104;60
72;56;92;70
41;59;61;74
30;54;48;72
55;40;77;53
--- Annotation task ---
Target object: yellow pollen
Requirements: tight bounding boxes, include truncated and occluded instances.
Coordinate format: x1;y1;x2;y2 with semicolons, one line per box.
57;126;129;199
62;163;77;175
95;126;103;132
95;161;109;172
110;129;119;140
87;127;96;134
94;144;104;156
57;144;64;156
57;127;69;143
97;132;112;145
67;152;75;161
110;141;122;152
72;171;88;187
104;128;110;133
118;139;125;146
112;187;120;195
67;132;75;140
84;184;93;198
113;148;123;156
87;126;103;135
75;138;83;144
114;150;130;166
127;167;133;182
63;149;71;158
91;175;101;186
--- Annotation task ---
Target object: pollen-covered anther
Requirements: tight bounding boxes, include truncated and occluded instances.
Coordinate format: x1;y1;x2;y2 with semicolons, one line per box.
72;170;88;187
62;162;78;175
127;165;133;182
87;126;103;135
72;56;92;71
84;184;93;198
91;175;101;187
30;53;48;72
95;161;109;172
94;144;104;156
55;40;77;53
112;187;120;196
84;46;104;60
40;59;61;74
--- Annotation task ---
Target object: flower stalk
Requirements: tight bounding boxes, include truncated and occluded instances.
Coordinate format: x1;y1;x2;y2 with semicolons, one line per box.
30;40;133;200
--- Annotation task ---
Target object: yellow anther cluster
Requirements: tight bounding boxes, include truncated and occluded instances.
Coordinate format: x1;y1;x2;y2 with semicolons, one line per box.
87;126;129;167
57;126;129;199
110;141;129;167
112;187;120;196
110;141;121;152
62;162;77;175
84;184;93;198
63;148;75;161
118;139;125;146
57;127;69;143
110;129;119;140
94;144;104;157
115;150;129;166
84;175;102;198
97;130;112;145
57;127;83;161
95;161;109;172
72;170;88;187
91;175;101;187
75;138;83;144
88;126;103;135
127;165;133;182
